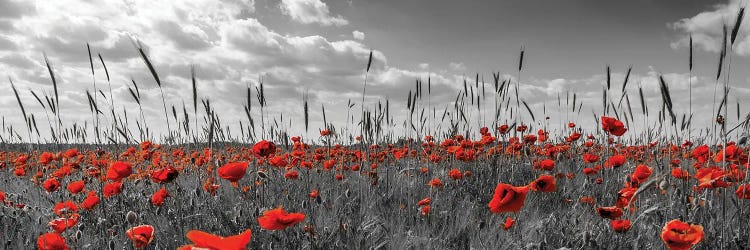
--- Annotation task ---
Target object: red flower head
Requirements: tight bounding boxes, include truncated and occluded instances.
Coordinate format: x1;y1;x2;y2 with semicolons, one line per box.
596;206;623;219
611;219;631;233
151;166;179;184
103;181;123;198
661;219;704;250
420;205;431;216
605;155;627;168
253;140;277;158
53;200;78;215
257;206;306;230
39;152;55;166
37;232;67;250
538;159;555;171
284;170;299;180
80;191;100;210
737;184;750;199
417;197;431;207
529;175;556;192
630;164;653;183
179;229;252;250
502;216;515;230
66;180;85;194
126;225;155;249
448;168;463;180
429;178;443;188
106;161;133;181
497;124;510;134
218;162;249;184
151;188;169;206
488;183;529;213
48;214;80;233
43;178;61;192
583;153;599;163
601;116;627;136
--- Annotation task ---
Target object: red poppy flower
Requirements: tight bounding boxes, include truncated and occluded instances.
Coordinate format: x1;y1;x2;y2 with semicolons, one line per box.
179;229;252;250
66;180;85;194
661;219;704;250
43;178;61;192
257;206;306;230
37;232;67;250
583;153;599;163
611;219;631;233
605;155;627;168
601;116;627;136
417;197;431;207
48;213;80;233
151;188;169;206
596;206;623;219
420;205;431;216
80;191;100;210
252;140;277;158
39;152;55;166
488;183;529;213
284;170;299;180
736;184;750;199
630;164;653;183
218;162;249;184
151;166;179;184
103;181;123;198
308;189;319;199
529;175;556;192
429;178;443;188
106;161;133;181
126;225;155;249
502;216;515;230
53;200;78;215
448;168;463;180
538;159;555;171
497;124;510;134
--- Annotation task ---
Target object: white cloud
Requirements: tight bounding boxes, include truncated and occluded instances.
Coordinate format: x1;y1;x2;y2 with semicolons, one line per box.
280;0;348;26
352;30;365;40
671;0;750;55
449;62;466;71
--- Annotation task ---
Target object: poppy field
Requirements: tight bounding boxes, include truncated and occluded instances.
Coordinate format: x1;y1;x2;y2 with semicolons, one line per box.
5;7;750;250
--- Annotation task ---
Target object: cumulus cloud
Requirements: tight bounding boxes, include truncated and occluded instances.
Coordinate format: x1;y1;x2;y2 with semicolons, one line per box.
670;0;750;55
352;30;365;40
280;0;348;26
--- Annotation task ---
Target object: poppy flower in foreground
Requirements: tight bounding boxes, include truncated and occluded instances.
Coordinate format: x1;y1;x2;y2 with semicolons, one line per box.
601;116;627;136
661;219;704;250
53;201;78;215
596;206;623;220
80;191;100;210
179;229;252;250
258;206;306;230
126;225;155;249
151;166;179;184
103;181;123;198
48;213;80;233
488;183;529;213
611;219;631;233
66;180;85;194
529;175;556;192
106;161;133;181
417;197;431;207
252;140;277;158
37;232;67;250
538;159;555;171
218;162;249;185
43;178;61;193
448;168;463;180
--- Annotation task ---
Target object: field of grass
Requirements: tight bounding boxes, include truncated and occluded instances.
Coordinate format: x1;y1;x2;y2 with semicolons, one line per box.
3;7;750;250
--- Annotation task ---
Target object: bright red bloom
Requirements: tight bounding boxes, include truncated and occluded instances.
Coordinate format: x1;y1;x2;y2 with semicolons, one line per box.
37;232;67;250
80;191;100;210
284;170;299;180
39;152;55;165
257;207;306;230
611;219;631;233
583;153;599;163
179;229;252;250
429;178;443;188
661;219;704;250
605;155;627;168
448;168;463;180
48;213;80;233
43;178;61;192
107;161;133;181
53;200;78;215
538;159;555;171
151;188;169;206
308;189;319;199
488;183;529;213
596;206;623;220
529;175;556;192
630;164;653;183
126;225;155;249
66;180;85;194
218;162;249;184
601;116;627;136
736;184;750;199
252;140;277;158
151;166;179;184
417;197;431;206
103;181;123;198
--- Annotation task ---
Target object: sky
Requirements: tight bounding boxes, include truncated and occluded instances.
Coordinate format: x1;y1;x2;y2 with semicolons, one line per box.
1;0;750;143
